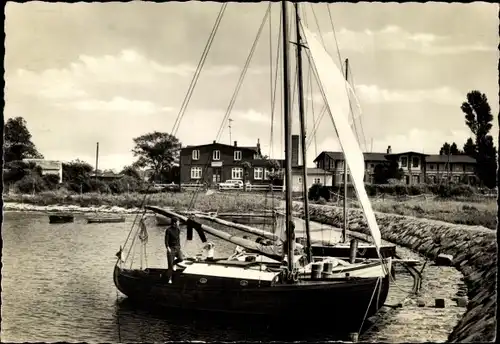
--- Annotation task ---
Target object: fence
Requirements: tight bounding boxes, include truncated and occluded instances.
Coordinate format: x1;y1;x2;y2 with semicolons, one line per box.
180;183;284;193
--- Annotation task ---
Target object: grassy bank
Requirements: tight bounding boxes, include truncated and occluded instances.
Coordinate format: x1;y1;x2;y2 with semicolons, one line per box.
3;191;282;213
331;195;496;230
4;191;496;230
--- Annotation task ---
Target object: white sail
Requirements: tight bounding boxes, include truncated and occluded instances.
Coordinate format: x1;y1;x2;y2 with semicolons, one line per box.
301;27;381;250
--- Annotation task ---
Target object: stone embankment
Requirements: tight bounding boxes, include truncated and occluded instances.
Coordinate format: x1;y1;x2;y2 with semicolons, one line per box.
3;202;141;214
292;201;496;342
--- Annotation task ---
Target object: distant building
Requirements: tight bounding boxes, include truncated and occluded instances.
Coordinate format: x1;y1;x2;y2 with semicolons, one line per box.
313;146;477;185
291;167;332;192
23;159;63;183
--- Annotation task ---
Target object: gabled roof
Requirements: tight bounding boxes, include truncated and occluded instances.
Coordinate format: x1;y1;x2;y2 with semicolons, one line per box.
386;151;430;158
23;159;62;170
426;154;476;163
313;151;388;162
182;143;258;152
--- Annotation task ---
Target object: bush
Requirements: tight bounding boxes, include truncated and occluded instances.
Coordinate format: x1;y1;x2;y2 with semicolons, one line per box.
308;184;332;202
13;174;47;193
42;174;61;190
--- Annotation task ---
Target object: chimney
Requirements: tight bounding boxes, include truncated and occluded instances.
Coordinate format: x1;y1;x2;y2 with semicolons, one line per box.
213;140;216;144
387;145;392;154
256;138;261;156
234;141;238;147
292;135;299;167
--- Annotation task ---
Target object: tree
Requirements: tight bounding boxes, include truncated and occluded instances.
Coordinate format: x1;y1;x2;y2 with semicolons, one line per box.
266;159;284;186
372;160;403;184
241;161;252;191
439;142;462;155
132;132;181;182
463;138;476;157
461;90;497;188
62;160;94;192
4;117;44;162
120;165;142;180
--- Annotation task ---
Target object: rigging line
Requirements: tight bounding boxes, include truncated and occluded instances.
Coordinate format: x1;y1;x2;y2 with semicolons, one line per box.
268;2;274;157
189;4;272;209
348;64;369;151
171;4;227;136
269;3;283;158
215;3;271;141
310;5;326;48
326;4;344;77
307;61;318;157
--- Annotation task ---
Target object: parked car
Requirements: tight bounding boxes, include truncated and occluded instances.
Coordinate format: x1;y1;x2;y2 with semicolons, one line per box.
218;180;251;191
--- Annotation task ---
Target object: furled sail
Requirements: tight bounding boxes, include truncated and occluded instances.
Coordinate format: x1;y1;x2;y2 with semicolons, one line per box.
301;27;382;250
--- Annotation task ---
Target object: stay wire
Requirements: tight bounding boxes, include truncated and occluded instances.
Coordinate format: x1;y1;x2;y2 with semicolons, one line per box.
171;4;228;136
188;4;272;210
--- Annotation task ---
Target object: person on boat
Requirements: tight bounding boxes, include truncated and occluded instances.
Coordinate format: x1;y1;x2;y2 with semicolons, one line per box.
165;217;184;281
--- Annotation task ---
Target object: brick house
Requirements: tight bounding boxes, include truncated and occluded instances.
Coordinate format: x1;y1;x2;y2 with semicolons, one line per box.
180;139;285;186
313;146;477;185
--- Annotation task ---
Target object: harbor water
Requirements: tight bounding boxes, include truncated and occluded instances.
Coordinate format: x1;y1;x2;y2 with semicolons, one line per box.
2;211;415;342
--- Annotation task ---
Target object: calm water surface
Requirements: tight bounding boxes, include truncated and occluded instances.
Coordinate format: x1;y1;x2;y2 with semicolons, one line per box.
3;211;387;342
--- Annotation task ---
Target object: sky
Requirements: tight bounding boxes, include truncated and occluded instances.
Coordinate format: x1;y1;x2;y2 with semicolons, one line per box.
5;1;499;170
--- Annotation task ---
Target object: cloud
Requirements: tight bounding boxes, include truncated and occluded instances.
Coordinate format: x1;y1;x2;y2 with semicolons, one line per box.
354;85;463;105
234;109;270;123
66;97;173;115
322;25;496;55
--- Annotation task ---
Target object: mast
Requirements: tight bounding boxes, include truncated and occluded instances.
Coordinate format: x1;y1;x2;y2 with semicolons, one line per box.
95;142;99;181
342;59;349;243
281;0;294;273
294;2;312;262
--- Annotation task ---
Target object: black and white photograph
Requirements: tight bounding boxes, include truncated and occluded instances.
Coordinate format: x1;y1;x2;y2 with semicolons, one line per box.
2;1;498;342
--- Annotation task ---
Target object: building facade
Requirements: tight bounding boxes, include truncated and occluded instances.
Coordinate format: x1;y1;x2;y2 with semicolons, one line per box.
180;139;286;186
313;146;477;185
290;167;332;192
23;159;63;183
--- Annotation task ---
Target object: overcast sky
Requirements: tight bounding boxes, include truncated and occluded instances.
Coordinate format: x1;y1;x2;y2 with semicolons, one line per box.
5;1;499;170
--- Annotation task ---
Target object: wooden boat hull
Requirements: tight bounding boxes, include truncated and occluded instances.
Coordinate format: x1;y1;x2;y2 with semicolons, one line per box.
86;216;126;224
49;214;74;224
311;243;397;259
113;263;390;327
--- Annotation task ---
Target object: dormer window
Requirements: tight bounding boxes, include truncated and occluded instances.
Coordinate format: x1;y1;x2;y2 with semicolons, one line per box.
213;150;220;161
192;150;200;160
234;150;242;161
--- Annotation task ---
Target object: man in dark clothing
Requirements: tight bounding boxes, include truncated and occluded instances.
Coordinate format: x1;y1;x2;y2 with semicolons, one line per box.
165;217;184;282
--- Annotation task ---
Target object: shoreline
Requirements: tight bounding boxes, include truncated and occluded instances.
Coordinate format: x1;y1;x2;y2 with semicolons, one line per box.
3;202;142;214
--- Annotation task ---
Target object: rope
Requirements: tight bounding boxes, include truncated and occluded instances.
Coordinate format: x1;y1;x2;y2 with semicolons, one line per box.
171;4;228;136
187;4;272;212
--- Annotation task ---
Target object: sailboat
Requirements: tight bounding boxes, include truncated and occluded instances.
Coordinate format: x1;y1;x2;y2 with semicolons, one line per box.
113;1;391;327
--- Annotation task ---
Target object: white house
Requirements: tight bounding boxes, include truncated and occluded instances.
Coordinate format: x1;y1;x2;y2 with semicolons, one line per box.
23;159;63;183
291;166;332;192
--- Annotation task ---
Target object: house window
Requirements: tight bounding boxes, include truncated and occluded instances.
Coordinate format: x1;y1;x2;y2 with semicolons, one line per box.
314;178;321;184
191;167;202;179
254;167;263;180
232;167;243;180
412;175;420;184
253;153;260;160
298;177;302;184
264;169;269;180
212;150;220;161
234;151;242;161
429;164;435;170
401;157;408;168
454;175;461;183
412;157;420;168
192;150;200;160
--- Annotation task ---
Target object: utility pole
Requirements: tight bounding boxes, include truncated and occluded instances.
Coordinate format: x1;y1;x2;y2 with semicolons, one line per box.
228;118;233;144
95;142;99;181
